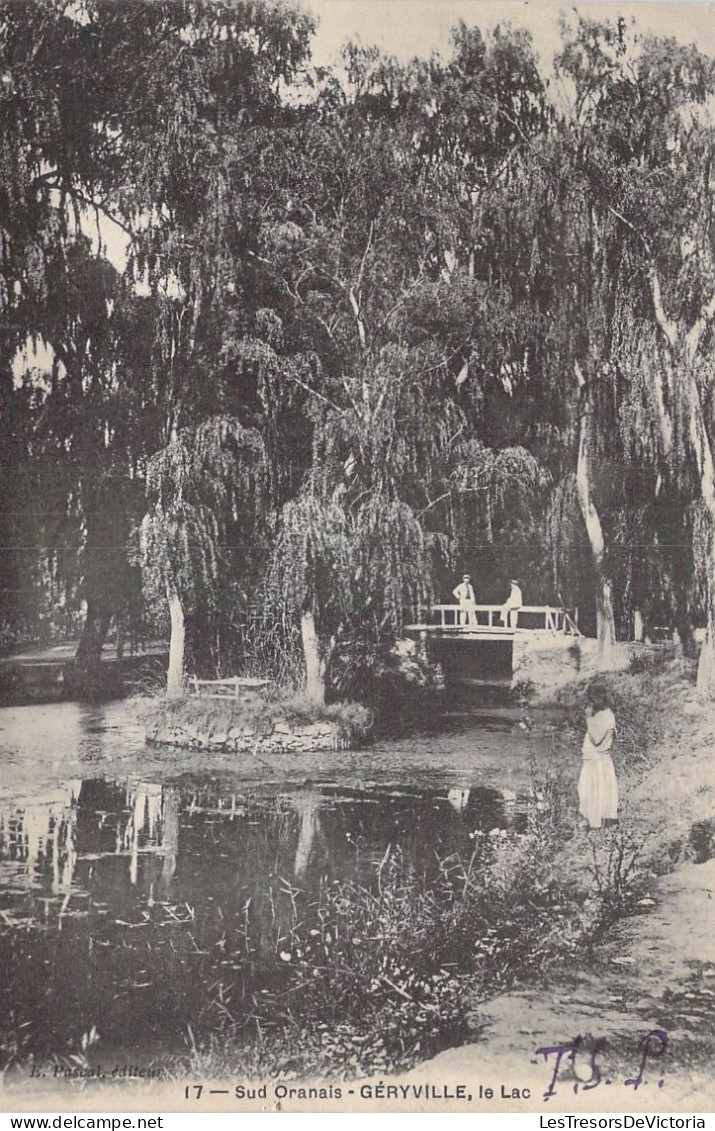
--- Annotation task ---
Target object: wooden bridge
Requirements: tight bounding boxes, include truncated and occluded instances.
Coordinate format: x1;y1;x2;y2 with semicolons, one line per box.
404;604;581;690
404;604;581;638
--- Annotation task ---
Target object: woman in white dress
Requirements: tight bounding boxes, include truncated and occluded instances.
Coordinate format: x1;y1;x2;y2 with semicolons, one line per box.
578;681;618;830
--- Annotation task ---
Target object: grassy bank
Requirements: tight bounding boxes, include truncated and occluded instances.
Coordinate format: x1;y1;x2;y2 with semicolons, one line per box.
163;656;711;1082
406;654;714;1095
550;655;713;860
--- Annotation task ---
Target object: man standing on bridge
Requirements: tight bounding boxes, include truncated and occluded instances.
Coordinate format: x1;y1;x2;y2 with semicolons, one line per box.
453;574;477;626
500;578;523;628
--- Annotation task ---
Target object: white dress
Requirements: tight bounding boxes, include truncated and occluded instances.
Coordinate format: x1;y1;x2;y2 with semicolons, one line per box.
578;708;618;829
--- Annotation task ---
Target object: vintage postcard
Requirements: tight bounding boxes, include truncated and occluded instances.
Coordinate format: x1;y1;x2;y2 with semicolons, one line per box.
0;0;713;1117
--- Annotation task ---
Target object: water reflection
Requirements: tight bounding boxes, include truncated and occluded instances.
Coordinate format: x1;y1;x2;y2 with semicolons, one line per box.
291;792;323;879
0;782;82;898
447;787;470;812
0;773;526;1066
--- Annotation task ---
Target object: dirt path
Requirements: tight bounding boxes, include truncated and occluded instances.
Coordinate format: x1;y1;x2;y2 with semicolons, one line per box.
405;858;713;1111
0;640;167;667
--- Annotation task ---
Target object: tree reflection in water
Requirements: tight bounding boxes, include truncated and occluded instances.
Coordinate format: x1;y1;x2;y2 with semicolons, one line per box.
0;775;519;1065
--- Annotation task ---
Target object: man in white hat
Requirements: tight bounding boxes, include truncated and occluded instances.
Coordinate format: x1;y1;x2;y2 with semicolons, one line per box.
453;574;476;626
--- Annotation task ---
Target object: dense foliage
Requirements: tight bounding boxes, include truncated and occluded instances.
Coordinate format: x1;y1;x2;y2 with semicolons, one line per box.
1;2;713;695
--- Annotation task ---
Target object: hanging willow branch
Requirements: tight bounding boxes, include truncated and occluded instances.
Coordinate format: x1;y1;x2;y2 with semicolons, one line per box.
140;414;263;611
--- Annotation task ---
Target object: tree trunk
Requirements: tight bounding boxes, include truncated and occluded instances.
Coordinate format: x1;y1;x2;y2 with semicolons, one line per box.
691;438;715;697
696;613;715;699
633;609;644;643
114;613;125;660
648;268;715;697
166;582;186;699
74;599;112;670
696;540;715;700
673;608;698;659
300;609;327;706
684;350;715;694
575;371;617;669
594;577;617;665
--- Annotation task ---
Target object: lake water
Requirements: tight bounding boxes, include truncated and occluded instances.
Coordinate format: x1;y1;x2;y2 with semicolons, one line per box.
0;699;569;1070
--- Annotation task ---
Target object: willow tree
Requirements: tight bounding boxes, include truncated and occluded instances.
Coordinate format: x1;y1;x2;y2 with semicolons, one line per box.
244;41;552;701
459;16;715;669
0;0;143;666
0;0;314;666
262;331;548;703
264;343;451;704
267;480;430;705
553;16;715;693
141;416;263;698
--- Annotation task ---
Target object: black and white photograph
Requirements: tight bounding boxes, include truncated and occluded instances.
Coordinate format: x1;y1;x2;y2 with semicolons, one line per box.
0;0;713;1116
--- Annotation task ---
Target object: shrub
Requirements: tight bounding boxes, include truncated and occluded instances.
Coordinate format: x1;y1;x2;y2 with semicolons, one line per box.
584;829;648;932
511;678;536;704
555;669;669;767
628;647;670;676
689;818;715;864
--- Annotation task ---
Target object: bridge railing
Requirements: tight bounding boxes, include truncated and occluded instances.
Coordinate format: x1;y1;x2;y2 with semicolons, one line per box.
407;604;581;635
